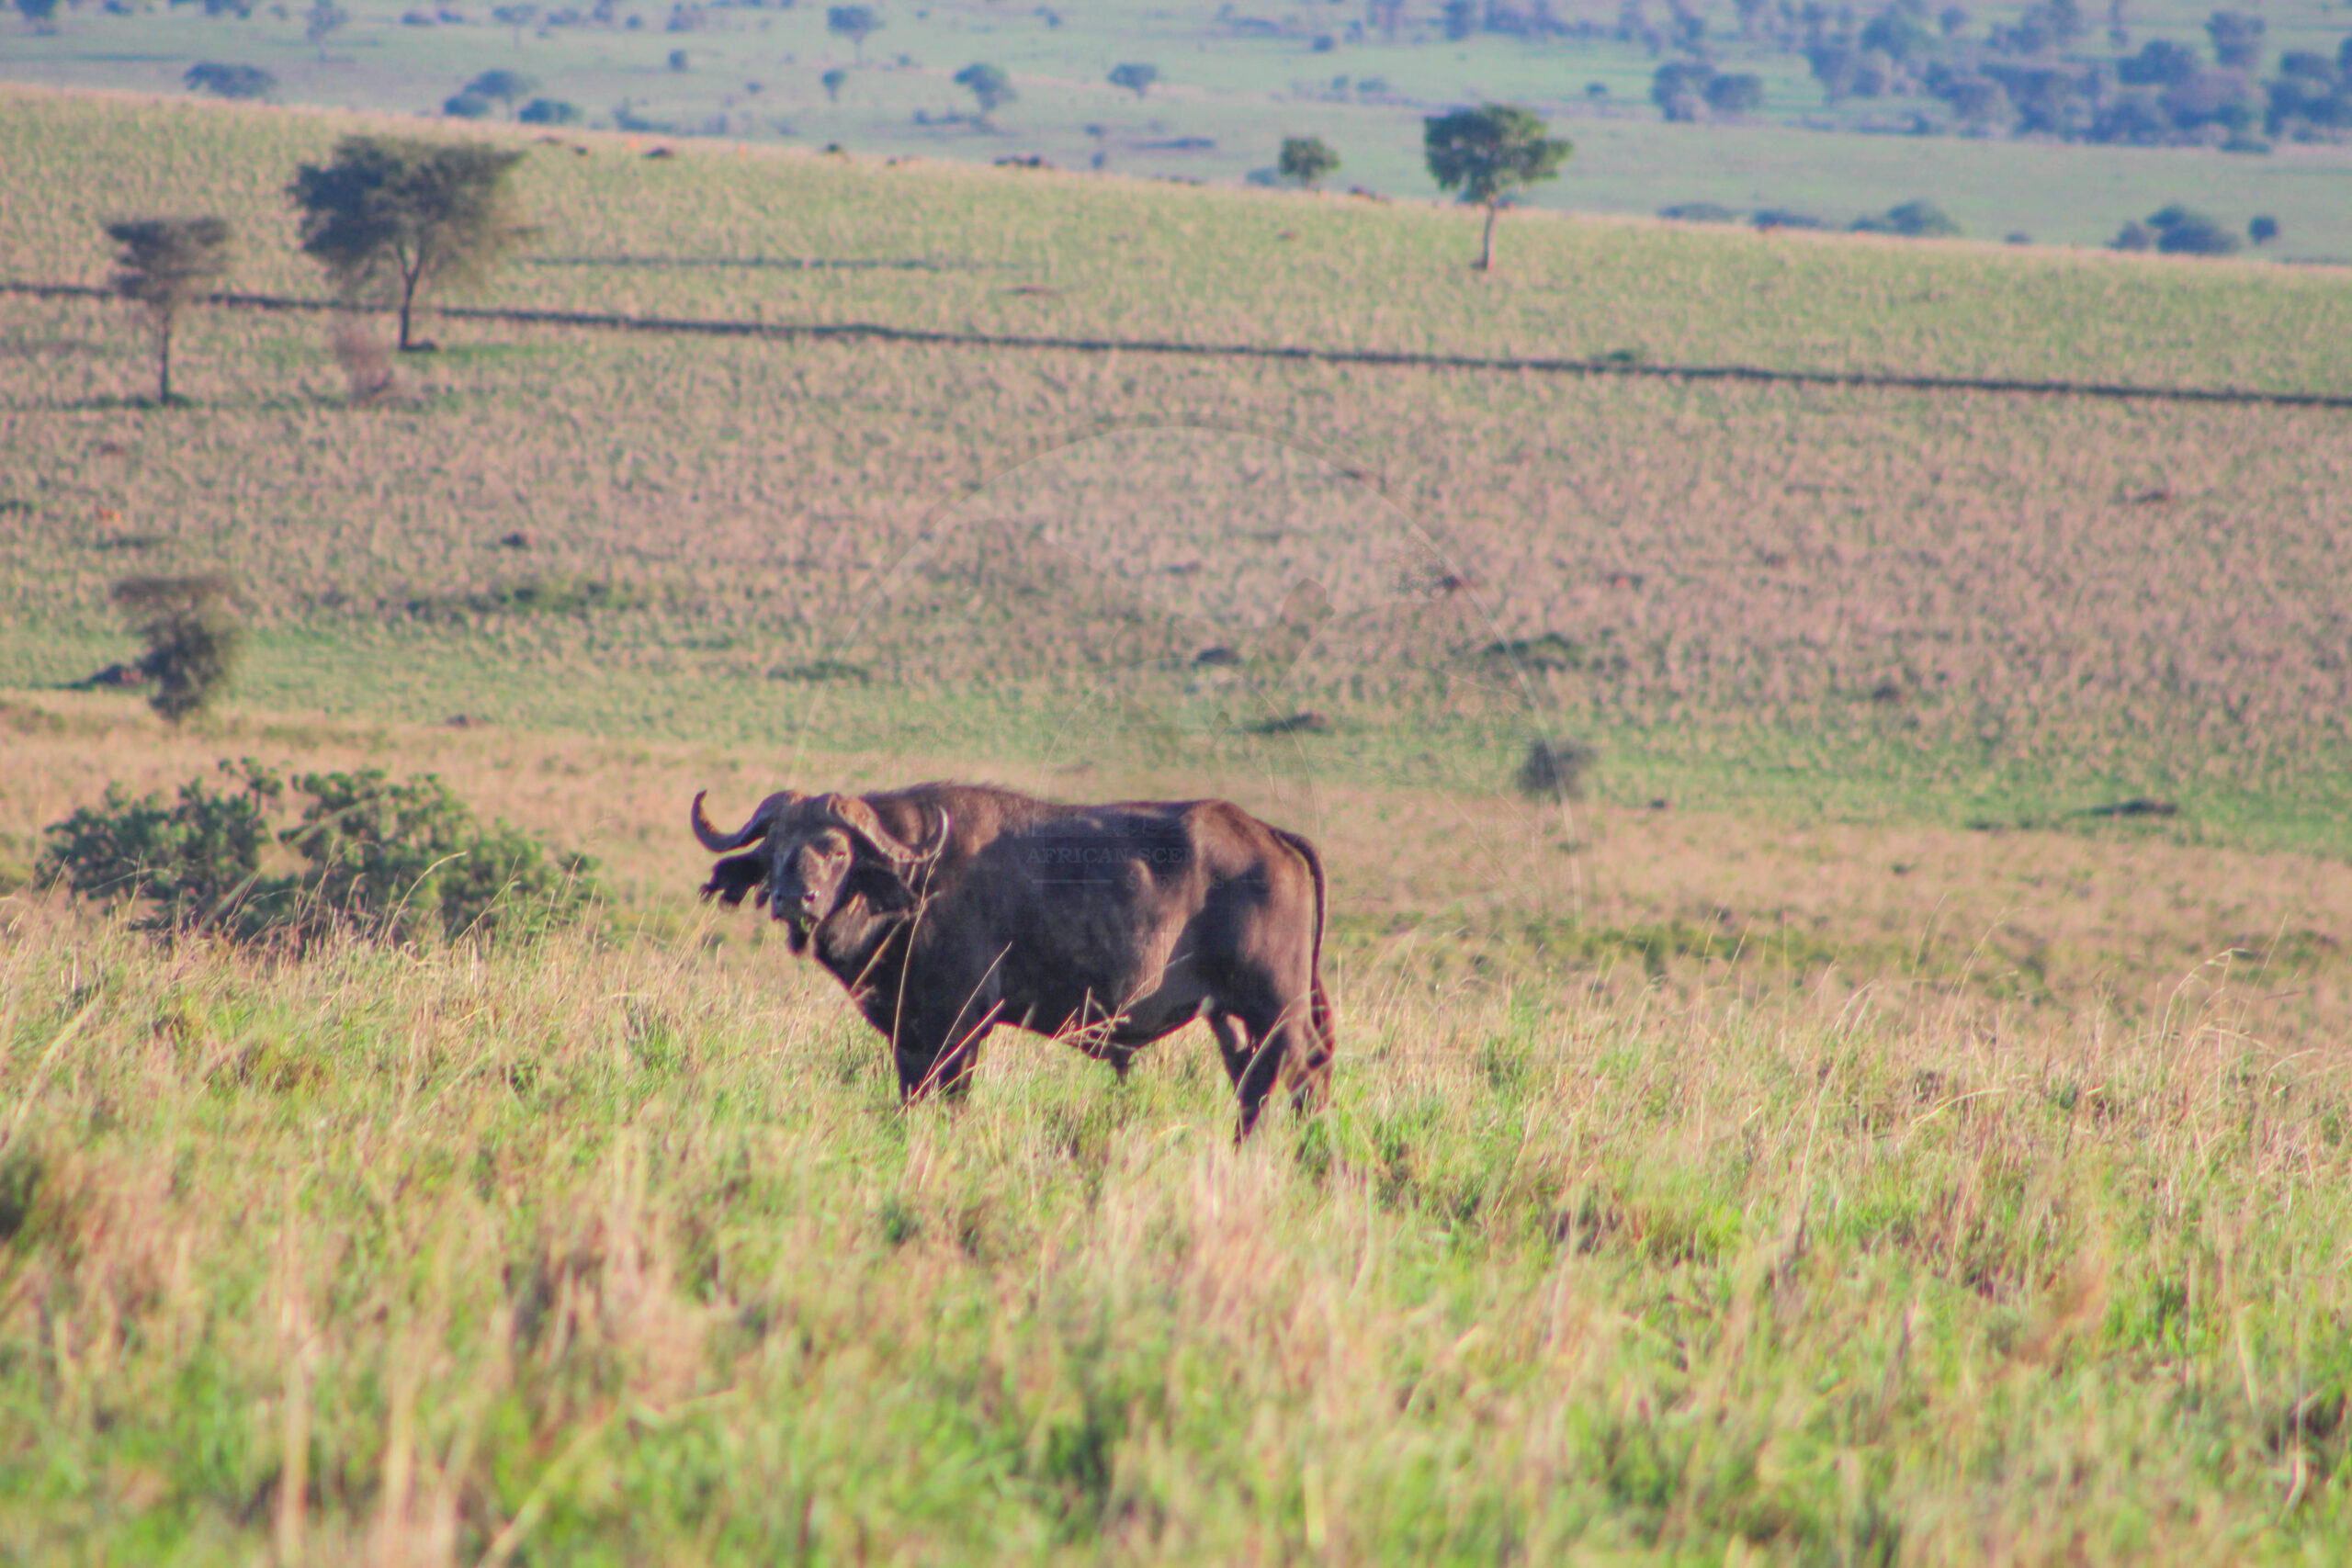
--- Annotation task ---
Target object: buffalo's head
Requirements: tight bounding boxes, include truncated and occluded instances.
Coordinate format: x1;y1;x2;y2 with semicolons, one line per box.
693;790;933;954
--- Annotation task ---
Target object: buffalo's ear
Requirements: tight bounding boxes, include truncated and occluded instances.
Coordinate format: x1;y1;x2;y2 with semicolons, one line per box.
702;851;768;908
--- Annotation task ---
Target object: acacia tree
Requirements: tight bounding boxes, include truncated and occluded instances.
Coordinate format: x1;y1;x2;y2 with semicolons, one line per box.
953;62;1014;126
288;137;530;353
465;67;539;115
107;216;232;403
1278;134;1340;188
1108;62;1158;98
826;5;880;62
490;3;537;45
17;0;60;32
1422;103;1571;272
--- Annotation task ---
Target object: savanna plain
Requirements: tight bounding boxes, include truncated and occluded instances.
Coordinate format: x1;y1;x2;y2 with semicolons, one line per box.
4;86;2352;1563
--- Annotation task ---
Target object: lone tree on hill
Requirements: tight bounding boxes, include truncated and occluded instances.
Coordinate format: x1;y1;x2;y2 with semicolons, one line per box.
826;4;880;62
1278;135;1340;188
1108;62;1159;98
490;3;537;45
288;136;531;353
1423;104;1571;272
185;62;277;98
113;573;244;724
107;216;232;404
304;0;347;59
821;65;847;101
953;62;1015;126
465;67;539;114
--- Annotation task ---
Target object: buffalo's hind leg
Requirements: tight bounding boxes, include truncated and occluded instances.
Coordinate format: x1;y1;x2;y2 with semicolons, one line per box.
1207;1010;1253;1090
1209;1008;1294;1139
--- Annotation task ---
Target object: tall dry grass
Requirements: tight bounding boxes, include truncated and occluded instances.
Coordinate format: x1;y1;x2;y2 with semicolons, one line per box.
1;894;2346;1562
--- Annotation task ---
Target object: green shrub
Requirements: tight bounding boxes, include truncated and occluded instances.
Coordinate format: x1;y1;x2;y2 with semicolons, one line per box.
40;762;288;938
40;763;596;945
284;769;596;943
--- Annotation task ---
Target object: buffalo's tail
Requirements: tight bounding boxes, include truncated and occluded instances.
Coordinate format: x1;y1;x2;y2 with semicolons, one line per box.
1272;827;1336;1108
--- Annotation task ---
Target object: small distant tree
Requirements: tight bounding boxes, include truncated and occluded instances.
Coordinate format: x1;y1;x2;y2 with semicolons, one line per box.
185;62;277;98
2249;214;2279;245
1441;0;1476;39
1277;134;1340;187
826;4;879;62
465;67;538;114
288;136;531;352
1108;62;1158;98
17;0;59;31
516;96;579;124
2204;7;2262;68
491;2;536;43
668;46;689;69
1422;103;1571;272
1652;61;1713;120
107;216;232;403
953;62;1014;125
443;92;494;118
304;0;347;58
820;65;847;101
113;574;244;723
2117;39;2199;87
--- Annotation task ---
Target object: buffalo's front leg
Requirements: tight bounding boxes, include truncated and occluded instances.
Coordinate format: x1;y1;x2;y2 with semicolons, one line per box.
893;998;1001;1102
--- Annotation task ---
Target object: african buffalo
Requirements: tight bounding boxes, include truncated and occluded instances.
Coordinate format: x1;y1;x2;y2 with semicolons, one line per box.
692;782;1334;1133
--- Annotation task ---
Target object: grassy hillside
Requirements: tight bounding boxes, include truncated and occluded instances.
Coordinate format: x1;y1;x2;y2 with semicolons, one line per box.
5;87;2352;1562
6;0;2352;257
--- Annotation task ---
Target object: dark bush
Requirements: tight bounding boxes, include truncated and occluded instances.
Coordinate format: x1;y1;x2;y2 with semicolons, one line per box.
2152;209;2242;254
185;62;277;99
1705;73;1764;113
41;763;597;946
2250;213;2279;243
443;92;495;118
1658;201;1740;221
1517;738;1598;802
112;573;243;724
517;97;580;124
1852;198;1962;236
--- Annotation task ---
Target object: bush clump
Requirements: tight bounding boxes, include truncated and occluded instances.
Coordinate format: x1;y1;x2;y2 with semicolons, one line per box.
40;761;597;945
1851;198;1962;237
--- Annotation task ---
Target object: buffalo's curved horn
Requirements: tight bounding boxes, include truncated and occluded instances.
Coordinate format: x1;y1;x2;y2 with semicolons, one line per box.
821;794;922;864
691;789;801;852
